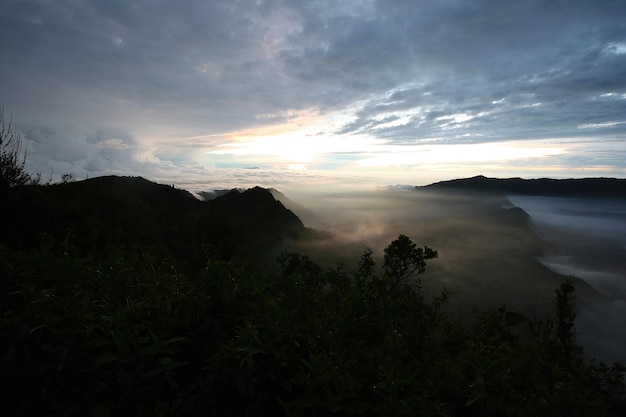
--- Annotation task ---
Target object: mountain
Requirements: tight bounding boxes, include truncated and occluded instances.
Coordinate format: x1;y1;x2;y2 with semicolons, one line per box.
0;176;307;269
423;175;626;197
269;188;321;227
197;189;240;200
197;186;306;265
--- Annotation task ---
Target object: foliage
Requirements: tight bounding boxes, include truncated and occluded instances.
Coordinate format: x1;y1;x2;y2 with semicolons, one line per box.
383;233;437;293
61;173;77;183
1;232;624;416
555;279;580;366
0;106;39;192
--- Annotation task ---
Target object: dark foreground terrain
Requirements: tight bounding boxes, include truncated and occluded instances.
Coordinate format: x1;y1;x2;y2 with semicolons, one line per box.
1;175;624;416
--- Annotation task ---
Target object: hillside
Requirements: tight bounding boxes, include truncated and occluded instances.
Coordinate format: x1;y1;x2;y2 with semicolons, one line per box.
0;176;306;269
424;175;626;197
2;175;625;415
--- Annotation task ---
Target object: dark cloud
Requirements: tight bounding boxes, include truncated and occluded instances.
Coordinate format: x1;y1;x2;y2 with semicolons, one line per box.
300;0;626;142
1;0;293;131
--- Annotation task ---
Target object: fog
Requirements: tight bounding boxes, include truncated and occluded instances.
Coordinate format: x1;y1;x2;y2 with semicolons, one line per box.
278;188;626;364
285;189;589;314
509;196;626;364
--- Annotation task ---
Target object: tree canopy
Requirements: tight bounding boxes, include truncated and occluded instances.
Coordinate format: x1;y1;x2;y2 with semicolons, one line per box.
1;233;624;416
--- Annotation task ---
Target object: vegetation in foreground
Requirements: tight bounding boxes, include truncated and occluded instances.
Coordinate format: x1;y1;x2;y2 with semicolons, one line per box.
1;233;624;416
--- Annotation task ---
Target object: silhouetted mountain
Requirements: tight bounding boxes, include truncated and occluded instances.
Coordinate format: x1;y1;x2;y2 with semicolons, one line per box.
423;175;626;197
1;176;307;269
269;188;321;227
198;186;306;265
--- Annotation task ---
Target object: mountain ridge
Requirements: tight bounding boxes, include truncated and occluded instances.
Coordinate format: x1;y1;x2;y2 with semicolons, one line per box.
1;176;306;269
423;175;626;197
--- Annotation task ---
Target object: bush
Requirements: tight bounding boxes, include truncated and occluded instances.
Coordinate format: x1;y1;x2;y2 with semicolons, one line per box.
0;106;38;191
0;235;624;416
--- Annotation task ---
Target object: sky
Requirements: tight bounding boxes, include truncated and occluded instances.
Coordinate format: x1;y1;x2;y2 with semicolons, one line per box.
1;0;626;194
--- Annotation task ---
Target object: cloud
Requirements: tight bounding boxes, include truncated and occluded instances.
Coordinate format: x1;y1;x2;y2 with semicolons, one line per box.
23;126;150;179
1;0;626;184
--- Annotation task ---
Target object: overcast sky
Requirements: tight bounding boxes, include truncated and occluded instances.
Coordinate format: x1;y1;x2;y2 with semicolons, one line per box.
2;0;625;193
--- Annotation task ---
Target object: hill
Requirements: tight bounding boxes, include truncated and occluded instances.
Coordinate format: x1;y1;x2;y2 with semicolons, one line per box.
424;175;626;197
2;175;625;415
0;176;306;269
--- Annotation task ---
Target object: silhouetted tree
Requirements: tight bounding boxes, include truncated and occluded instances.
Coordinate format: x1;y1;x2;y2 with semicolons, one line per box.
383;234;438;293
353;247;375;288
0;106;38;191
61;173;76;183
555;279;579;365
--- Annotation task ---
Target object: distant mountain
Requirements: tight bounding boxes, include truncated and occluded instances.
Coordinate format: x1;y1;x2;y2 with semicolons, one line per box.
1;176;307;269
197;189;242;200
423;175;626;197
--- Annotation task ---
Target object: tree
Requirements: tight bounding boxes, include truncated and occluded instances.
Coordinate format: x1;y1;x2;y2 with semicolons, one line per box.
555;279;579;365
383;234;438;293
0;106;38;191
353;247;375;288
61;173;76;183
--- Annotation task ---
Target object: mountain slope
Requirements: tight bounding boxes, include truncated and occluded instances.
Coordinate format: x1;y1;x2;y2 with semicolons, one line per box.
424;175;626;197
196;186;306;265
269;188;320;227
1;176;307;269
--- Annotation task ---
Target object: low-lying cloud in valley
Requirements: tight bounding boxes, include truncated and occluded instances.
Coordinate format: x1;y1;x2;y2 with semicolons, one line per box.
279;187;626;364
509;196;626;364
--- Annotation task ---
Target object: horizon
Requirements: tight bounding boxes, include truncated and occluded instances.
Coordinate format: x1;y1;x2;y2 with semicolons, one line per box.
47;172;626;198
2;1;626;193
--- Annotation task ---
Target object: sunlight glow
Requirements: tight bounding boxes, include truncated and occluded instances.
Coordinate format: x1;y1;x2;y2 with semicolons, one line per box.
205;105;569;174
604;42;626;54
288;164;307;171
210;133;382;164
208;110;385;167
356;142;564;167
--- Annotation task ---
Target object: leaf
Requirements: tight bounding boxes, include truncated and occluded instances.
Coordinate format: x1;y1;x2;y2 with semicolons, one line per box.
95;353;117;367
91;403;111;417
84;337;112;348
164;336;188;345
